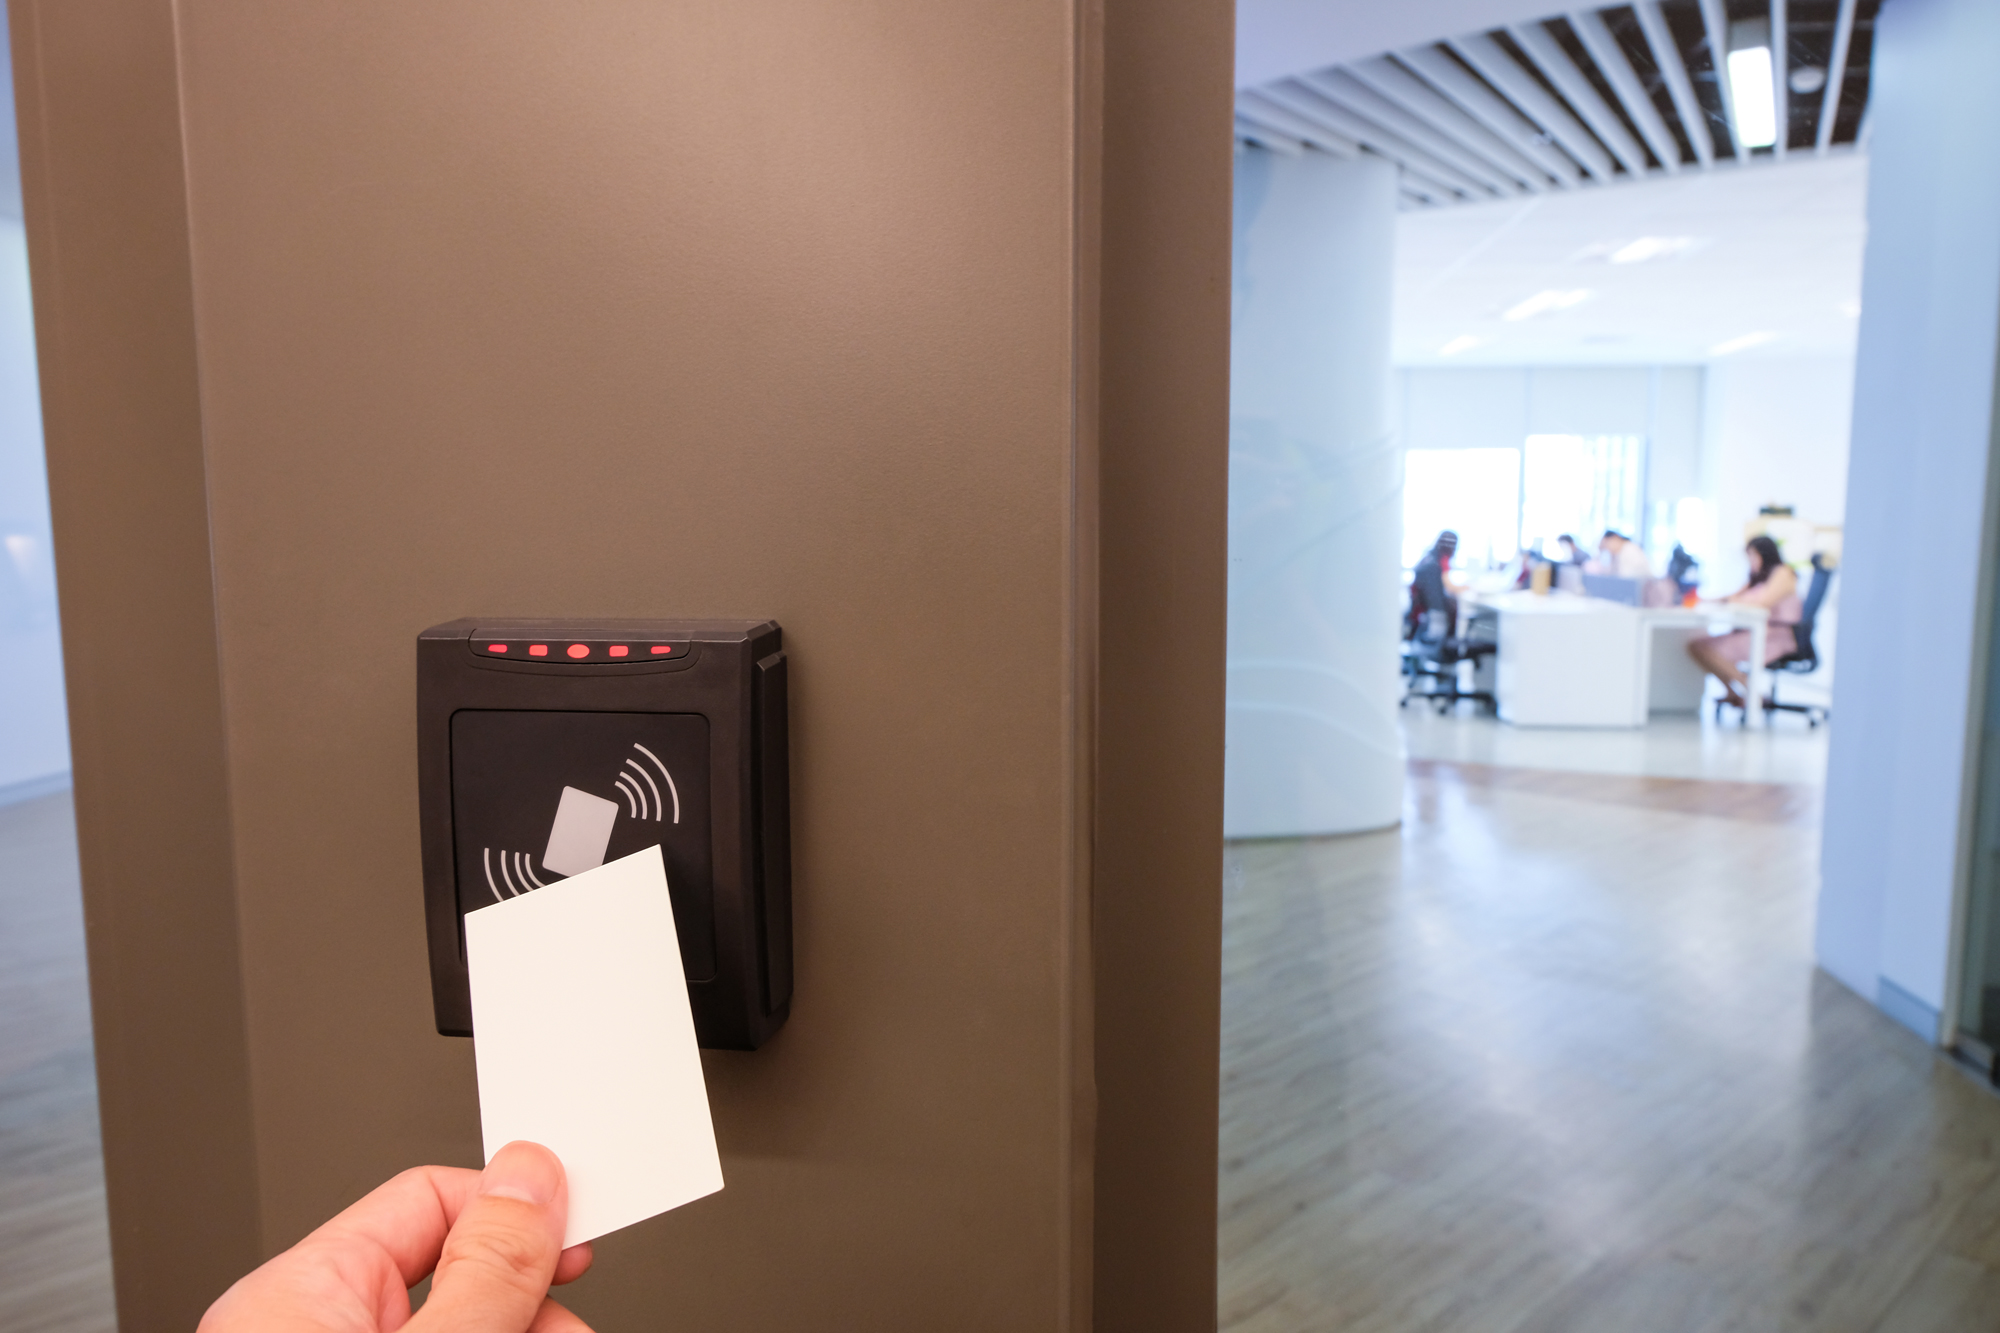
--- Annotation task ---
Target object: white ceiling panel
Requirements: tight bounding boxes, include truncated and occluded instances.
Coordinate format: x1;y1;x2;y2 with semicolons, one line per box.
1391;152;1867;365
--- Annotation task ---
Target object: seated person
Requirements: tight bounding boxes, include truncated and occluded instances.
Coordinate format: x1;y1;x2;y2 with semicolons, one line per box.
1686;535;1803;710
1407;530;1458;642
1555;534;1586;567
1665;542;1701;599
1586;529;1651;580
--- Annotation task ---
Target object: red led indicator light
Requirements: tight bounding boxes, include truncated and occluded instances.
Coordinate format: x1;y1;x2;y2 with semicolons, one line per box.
528;644;549;657
567;643;590;659
608;645;629;657
650;645;672;655
487;644;508;653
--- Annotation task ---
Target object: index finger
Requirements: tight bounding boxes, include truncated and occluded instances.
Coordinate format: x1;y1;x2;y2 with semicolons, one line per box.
310;1164;485;1288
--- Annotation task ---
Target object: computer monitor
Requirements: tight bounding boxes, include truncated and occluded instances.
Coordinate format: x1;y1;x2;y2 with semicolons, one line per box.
1581;573;1642;606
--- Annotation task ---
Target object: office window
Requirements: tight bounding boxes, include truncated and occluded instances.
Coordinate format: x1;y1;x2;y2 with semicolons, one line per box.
1402;447;1520;569
1649;495;1715;571
1519;434;1646;556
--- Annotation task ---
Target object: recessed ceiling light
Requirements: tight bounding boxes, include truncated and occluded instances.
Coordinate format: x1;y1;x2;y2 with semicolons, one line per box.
1709;331;1778;357
1727;46;1778;149
1438;335;1483;356
1503;289;1592;322
1607;236;1706;264
1789;65;1827;95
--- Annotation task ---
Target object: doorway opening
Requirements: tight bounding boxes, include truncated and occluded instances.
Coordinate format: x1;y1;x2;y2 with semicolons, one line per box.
1216;1;2000;1325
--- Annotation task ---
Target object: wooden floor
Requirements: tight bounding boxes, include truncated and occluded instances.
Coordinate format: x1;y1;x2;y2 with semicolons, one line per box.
0;792;116;1333
1221;761;2000;1333
16;762;2000;1331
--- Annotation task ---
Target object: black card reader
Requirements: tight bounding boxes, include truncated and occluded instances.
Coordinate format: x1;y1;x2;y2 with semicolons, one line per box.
417;618;791;1050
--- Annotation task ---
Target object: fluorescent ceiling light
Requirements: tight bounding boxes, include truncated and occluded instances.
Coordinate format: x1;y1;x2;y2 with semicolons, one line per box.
1438;335;1482;356
1728;46;1778;149
1708;331;1778;357
1503;289;1592;322
1608;236;1704;264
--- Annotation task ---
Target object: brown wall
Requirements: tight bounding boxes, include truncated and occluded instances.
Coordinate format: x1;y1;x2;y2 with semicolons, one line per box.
15;0;1231;1328
1093;2;1233;1325
9;2;263;1321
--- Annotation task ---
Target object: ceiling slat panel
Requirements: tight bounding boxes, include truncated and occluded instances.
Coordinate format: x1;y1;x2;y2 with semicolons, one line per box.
1632;1;1715;168
1235;91;1362;157
1234;0;1875;210
1507;21;1652;177
1344;56;1559;192
1393;46;1584;187
1451;33;1618;183
1234;116;1305;156
1567;10;1683;173
1300;69;1523;195
1773;0;1789;159
1244;85;1479;203
1697;0;1740;157
1257;80;1501;200
1818;0;1858;154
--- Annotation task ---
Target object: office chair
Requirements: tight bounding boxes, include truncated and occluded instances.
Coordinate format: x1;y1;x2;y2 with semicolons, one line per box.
1714;553;1834;727
1764;553;1834;725
1401;606;1497;714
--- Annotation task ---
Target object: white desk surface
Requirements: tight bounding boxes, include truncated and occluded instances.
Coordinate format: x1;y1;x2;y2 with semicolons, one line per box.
1474;589;1631;616
1471;589;1768;625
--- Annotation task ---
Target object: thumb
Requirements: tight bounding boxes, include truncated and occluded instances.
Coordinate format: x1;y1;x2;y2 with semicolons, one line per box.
410;1142;570;1333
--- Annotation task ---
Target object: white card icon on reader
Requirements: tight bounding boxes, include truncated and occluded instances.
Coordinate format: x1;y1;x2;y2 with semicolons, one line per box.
542;785;620;877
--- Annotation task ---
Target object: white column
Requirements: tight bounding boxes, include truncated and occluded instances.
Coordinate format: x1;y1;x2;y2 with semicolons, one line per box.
1225;148;1401;838
1817;0;2000;1041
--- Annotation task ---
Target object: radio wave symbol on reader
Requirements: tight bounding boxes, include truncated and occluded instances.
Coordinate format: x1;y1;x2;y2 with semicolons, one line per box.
481;847;548;904
613;743;680;824
480;741;680;905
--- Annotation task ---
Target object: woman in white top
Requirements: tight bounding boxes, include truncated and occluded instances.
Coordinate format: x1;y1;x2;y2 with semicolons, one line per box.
1686;535;1804;712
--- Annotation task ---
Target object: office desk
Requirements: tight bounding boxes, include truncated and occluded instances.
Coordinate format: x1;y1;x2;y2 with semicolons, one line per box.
1639;602;1769;718
1471;591;1768;728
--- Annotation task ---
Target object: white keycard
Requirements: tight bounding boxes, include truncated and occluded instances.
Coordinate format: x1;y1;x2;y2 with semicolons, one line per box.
465;843;723;1245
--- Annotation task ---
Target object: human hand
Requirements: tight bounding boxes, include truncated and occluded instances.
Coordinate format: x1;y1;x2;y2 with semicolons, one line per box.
200;1140;595;1333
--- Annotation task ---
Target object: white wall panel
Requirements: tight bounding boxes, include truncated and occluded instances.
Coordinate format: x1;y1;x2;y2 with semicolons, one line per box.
1525;367;1653;437
1400;367;1527;453
1703;356;1855;589
1818;0;2000;1034
1648;366;1705;505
